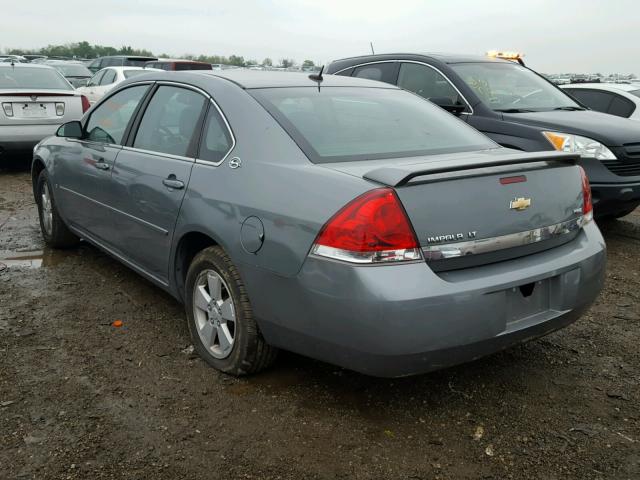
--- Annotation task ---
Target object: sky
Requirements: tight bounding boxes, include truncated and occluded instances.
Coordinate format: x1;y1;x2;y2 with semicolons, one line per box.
2;0;638;74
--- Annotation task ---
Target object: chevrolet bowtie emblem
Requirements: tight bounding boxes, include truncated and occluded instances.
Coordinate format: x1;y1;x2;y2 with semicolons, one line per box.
510;197;532;211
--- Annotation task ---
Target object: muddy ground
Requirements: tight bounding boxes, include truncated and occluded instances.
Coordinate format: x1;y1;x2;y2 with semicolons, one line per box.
1;165;639;480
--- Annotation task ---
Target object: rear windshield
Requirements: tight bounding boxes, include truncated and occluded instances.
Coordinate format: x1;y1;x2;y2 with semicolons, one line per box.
0;66;72;90
123;70;150;79
630;89;640;99
52;64;91;77
251;87;496;163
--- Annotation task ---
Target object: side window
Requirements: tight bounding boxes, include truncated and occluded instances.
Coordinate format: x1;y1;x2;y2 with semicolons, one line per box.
198;104;233;163
85;85;149;144
334;67;354;77
103;57;120;67
99;69;117;86
133;86;206;157
87;70;105;87
566;89;613;113
398;63;463;106
89;59;102;71
352;62;398;84
608;94;635;118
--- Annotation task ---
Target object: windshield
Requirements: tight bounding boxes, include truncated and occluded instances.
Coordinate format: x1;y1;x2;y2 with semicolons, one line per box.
452;62;581;112
252;87;497;163
53;64;91;77
0;67;72;90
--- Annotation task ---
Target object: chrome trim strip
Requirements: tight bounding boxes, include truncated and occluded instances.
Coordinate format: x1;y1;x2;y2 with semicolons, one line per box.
422;216;588;261
120;145;194;163
59;186;169;235
333;59;474;114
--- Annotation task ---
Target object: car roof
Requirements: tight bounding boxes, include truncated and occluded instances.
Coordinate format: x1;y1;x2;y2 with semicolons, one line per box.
152;59;209;64
192;70;401;89
0;62;55;70
330;52;510;65
562;82;640;92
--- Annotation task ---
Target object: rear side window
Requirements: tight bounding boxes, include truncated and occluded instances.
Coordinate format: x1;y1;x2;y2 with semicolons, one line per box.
352;62;398;84
608;95;635;118
85;85;149;144
198;104;233;163
252;87;496;163
133;85;206;157
565;89;614;113
398;63;465;108
176;63;212;71
103;58;121;67
88;70;104;86
99;69;117;86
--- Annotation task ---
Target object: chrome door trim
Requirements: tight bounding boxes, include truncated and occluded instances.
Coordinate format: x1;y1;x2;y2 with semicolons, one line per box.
59;185;169;235
422;216;588;261
333;59;474;115
126;80;237;168
120;145;195;163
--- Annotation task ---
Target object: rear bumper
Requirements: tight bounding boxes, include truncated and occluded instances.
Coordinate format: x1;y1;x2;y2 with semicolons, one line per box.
246;221;606;377
0;124;58;156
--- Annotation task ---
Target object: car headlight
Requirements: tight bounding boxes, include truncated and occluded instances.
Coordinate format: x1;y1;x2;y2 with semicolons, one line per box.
542;131;616;160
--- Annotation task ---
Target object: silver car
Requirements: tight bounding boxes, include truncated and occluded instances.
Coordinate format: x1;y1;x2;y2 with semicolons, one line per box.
1;63;89;160
31;71;606;377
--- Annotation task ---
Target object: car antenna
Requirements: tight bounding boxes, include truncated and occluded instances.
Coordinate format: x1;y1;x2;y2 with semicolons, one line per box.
308;65;324;91
370;42;375;54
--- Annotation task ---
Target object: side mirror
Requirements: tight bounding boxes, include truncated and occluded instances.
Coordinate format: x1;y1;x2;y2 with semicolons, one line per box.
429;97;466;115
56;121;83;139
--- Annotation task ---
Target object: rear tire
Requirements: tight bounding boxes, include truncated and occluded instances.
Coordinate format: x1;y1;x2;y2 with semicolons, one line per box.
185;246;277;375
36;170;79;249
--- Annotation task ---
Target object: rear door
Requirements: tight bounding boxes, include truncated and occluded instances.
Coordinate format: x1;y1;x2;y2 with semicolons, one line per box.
55;84;151;244
107;84;207;282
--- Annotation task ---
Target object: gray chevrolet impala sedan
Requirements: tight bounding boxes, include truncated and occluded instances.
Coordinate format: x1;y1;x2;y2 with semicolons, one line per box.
32;70;606;377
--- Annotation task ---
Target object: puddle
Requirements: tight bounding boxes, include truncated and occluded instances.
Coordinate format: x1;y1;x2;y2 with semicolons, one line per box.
0;249;66;270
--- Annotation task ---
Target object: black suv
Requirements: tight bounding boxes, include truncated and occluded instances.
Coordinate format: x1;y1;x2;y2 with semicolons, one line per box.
87;55;157;74
327;53;640;218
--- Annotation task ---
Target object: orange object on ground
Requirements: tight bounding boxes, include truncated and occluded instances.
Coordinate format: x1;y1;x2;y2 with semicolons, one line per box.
112;320;123;327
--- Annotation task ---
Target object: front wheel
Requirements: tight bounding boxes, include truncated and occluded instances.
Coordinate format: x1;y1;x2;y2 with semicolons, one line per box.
185;246;277;375
36;170;79;248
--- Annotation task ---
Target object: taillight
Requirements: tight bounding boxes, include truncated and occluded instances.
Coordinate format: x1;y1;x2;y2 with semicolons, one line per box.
2;103;13;117
311;188;422;264
81;95;91;113
579;166;593;222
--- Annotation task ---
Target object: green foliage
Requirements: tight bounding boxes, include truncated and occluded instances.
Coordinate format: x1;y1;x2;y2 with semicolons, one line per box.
302;59;315;68
280;58;296;68
262;58;273;67
7;41;153;59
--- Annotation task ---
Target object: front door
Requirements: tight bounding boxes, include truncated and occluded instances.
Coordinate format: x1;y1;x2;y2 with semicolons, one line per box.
56;84;151;245
107;84;207;282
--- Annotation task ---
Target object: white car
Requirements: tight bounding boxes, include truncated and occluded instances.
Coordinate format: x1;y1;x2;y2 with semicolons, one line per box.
76;66;160;104
561;83;640;121
0;63;88;161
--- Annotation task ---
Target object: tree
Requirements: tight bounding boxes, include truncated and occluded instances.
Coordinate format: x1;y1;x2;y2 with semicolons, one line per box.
228;55;245;67
302;59;315;68
280;58;295;68
262;58;273;67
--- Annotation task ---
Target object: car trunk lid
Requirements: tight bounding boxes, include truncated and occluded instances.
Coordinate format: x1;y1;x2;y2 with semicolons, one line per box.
0;90;80;125
322;149;586;271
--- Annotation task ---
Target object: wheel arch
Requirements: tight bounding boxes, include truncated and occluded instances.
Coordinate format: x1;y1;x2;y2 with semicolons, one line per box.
173;230;222;302
31;157;47;202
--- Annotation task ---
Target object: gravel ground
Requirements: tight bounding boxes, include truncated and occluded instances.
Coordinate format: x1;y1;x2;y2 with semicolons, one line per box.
1;167;639;480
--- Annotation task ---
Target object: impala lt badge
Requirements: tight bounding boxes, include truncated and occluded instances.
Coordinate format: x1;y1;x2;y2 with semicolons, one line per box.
510;197;531;211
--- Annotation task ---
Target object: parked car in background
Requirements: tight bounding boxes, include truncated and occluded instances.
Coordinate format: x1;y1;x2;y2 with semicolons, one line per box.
327;53;640;218
46;61;93;88
32;70;605;377
0;63;89;161
87;55;157;74
76;66;161;104
22;54;48;62
145;59;212;71
0;55;28;63
561;83;640;121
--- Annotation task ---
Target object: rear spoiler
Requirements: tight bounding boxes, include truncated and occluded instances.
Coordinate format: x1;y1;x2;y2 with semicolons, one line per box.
363;151;579;187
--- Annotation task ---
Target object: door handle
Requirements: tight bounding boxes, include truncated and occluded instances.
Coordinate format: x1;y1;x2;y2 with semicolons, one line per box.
94;161;110;171
162;177;184;189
